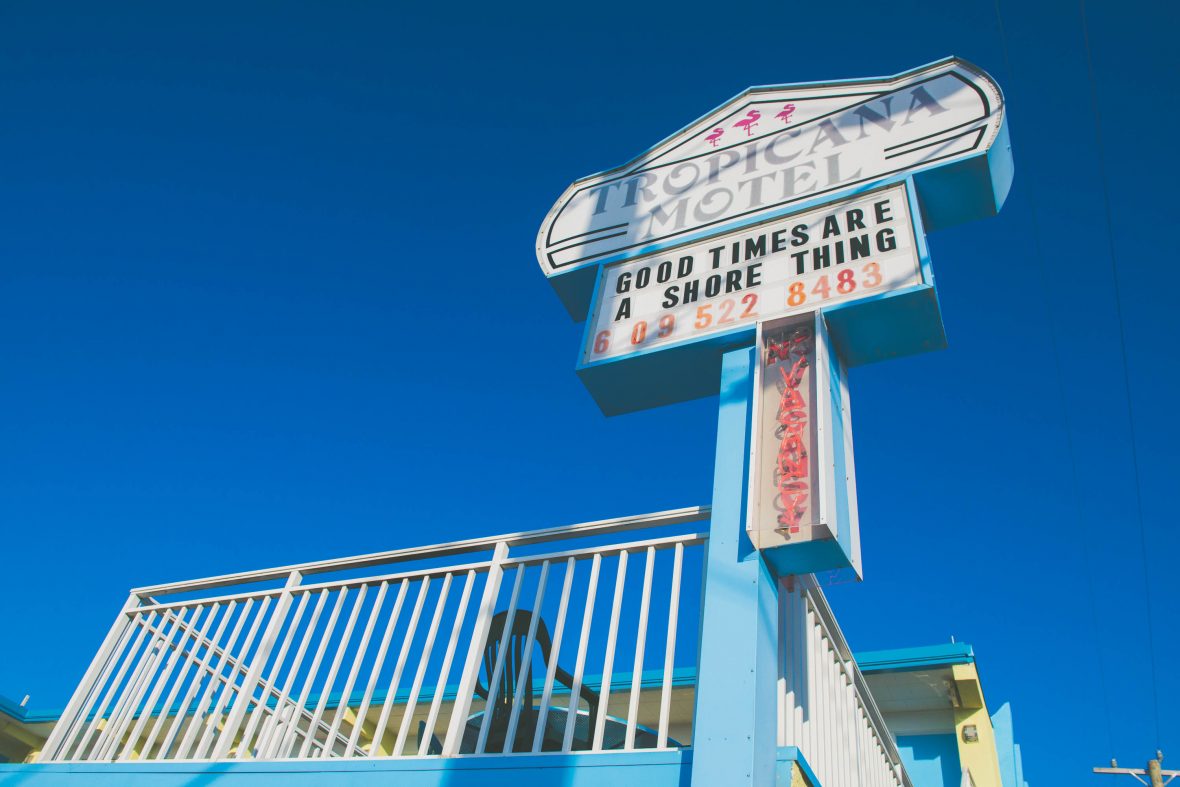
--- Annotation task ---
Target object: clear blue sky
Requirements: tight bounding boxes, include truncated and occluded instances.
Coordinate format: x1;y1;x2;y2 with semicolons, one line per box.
0;1;1174;782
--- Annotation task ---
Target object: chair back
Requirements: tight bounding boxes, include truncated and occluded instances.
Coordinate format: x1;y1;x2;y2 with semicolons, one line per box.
474;608;599;752
481;610;549;718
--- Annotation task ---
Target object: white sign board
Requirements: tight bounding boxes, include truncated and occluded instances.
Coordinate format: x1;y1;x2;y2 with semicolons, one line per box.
583;184;920;364
537;59;1003;280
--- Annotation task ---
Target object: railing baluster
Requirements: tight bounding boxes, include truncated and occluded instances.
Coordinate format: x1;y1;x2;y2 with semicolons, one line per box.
95;617;172;760
532;557;575;753
193;596;272;759
657;542;683;748
213;571;303;759
368;576;431;755
178;599;254;759
418;570;476;755
297;584;368;758
157;602;235;759
778;580;793;747
442;541;509;756
474;564;525;754
591;549;629;751
320;581;389;759
392;572;454;756
179;597;258;759
94;614;173;759
257;590;329;759
793;587;806;755
503;560;550;753
344;579;410;757
275;588;348;759
97;641;163;760
173;600;251;759
562;552;601;753
624;547;655;749
117;605;204;760
236;589;311;758
141;603;221;759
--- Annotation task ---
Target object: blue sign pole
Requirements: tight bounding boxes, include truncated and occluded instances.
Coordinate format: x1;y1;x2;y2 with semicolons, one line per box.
690;347;780;786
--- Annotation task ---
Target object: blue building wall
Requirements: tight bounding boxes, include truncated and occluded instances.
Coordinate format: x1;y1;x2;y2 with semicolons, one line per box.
0;751;692;787
895;734;959;787
991;702;1029;787
0;748;818;786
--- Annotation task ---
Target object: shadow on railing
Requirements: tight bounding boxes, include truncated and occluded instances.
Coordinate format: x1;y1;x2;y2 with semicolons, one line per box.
39;508;709;763
780;575;912;787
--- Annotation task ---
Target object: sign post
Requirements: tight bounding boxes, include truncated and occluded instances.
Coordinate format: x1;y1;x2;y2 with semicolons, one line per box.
692;347;780;785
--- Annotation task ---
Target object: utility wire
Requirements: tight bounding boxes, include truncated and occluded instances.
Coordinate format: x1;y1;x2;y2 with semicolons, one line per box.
990;0;1116;755
1077;0;1163;748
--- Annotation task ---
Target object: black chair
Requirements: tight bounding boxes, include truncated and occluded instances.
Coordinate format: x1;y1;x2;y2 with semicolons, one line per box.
472;609;600;752
416;720;443;755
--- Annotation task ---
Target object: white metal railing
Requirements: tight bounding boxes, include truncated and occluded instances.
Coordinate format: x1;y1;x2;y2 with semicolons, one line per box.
779;575;912;787
40;507;708;762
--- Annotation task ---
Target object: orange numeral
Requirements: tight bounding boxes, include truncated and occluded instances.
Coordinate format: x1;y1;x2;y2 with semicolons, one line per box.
811;275;830;299
695;305;713;329
863;262;881;287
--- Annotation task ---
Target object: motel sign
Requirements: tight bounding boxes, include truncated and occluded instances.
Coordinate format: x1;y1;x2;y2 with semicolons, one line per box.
533;56;1012;784
536;56;1012;580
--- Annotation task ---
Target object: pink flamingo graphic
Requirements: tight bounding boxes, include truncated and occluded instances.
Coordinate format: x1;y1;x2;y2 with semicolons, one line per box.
705;127;724;147
733;109;761;136
776;103;797;123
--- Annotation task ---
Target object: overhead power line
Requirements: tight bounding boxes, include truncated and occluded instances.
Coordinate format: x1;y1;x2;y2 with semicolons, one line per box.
990;0;1117;755
1077;0;1162;748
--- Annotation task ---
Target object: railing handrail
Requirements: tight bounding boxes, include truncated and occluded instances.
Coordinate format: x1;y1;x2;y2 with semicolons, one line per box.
131;506;711;598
